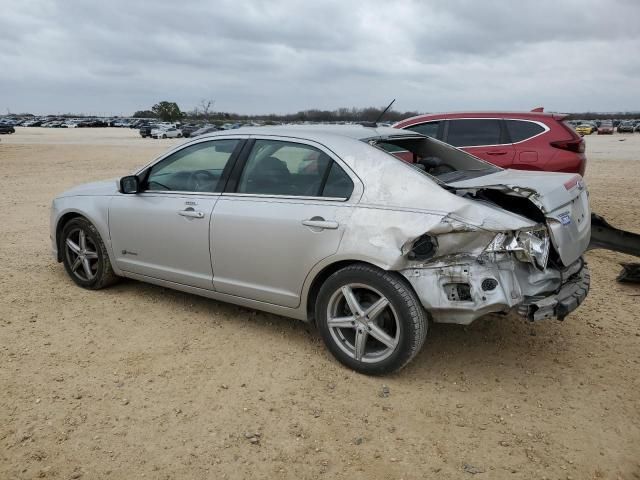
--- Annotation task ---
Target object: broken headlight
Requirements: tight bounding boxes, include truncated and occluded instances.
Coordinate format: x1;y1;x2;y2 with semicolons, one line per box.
485;229;550;270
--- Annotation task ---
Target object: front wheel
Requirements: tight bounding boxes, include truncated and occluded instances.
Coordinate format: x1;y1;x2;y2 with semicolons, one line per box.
61;217;118;289
315;264;427;375
162;134;167;139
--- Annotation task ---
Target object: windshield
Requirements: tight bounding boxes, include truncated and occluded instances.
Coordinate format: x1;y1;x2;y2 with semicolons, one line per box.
370;136;500;183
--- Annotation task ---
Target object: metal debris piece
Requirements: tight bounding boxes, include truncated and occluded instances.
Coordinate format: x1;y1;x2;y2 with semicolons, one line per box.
617;263;640;283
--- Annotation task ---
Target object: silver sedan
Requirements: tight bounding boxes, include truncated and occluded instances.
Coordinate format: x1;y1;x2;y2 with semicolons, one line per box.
50;126;591;374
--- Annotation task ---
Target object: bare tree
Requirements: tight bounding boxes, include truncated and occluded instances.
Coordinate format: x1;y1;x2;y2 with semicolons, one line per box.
199;99;215;118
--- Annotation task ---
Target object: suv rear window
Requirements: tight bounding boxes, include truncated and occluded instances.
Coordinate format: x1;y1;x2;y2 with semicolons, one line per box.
446;119;502;147
505;120;545;143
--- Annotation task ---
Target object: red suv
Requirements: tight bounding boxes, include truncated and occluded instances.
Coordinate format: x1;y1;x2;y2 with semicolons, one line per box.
394;111;586;175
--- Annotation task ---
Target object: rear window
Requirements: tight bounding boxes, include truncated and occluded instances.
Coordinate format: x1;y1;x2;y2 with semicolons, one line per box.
505;120;546;143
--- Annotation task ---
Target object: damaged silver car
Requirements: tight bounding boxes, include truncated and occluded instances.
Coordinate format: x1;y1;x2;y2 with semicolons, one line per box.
50;125;591;374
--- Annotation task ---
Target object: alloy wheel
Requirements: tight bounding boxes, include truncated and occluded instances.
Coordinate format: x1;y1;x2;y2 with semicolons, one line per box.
65;228;99;281
326;283;400;363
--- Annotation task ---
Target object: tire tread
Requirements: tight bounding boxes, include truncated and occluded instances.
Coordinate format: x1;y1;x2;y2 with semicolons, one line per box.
61;217;118;290
316;263;428;374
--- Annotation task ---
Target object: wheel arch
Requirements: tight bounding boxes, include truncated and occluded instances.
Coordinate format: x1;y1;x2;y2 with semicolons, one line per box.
304;258;420;324
53;201;114;270
55;211;88;262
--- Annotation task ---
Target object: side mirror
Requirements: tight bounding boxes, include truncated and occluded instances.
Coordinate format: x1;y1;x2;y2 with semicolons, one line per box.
119;175;140;194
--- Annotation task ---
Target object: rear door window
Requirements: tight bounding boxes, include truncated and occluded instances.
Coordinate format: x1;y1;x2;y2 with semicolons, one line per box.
445;119;502;147
505;120;546;143
237;139;352;198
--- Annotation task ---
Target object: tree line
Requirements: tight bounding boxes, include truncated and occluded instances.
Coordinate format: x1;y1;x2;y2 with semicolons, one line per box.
134;101;421;123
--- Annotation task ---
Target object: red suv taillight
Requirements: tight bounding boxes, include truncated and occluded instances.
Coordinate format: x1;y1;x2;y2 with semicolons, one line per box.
552;122;586;153
550;138;585;153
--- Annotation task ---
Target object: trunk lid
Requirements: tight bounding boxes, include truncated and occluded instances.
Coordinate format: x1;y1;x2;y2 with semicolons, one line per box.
448;169;591;266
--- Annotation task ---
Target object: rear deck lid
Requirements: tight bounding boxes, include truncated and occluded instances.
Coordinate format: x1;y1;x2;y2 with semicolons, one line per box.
448;170;591;265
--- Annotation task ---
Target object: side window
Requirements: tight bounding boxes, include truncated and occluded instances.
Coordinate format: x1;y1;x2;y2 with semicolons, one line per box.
322;162;354;198
406;121;440;138
505;120;546;143
146;139;239;192
446;119;502;147
237;140;334;197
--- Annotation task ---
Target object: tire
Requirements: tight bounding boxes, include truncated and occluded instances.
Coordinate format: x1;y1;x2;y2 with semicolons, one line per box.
162;134;167;139
177;133;182;138
315;263;427;375
61;217;118;290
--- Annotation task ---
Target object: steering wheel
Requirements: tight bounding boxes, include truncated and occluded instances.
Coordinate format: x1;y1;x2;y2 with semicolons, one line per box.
188;170;217;192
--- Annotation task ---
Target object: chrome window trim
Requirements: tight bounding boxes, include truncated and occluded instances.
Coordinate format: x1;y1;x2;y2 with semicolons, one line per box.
406;117;550;148
135;191;349;202
138;190;223;197
220;192;349;202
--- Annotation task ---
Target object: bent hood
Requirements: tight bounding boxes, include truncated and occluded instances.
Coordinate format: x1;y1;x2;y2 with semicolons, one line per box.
448;169;591;266
57;179;118;198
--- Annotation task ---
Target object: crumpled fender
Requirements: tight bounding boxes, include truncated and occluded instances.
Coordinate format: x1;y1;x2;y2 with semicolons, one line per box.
337;198;537;271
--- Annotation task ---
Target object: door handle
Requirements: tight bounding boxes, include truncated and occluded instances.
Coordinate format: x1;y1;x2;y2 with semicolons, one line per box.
178;209;205;219
486;150;508;155
302;218;339;230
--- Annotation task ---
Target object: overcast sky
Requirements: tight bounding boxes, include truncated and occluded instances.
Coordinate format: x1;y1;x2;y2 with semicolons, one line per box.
1;0;639;116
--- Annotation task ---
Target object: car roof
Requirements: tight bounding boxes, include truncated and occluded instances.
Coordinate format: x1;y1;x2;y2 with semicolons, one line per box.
197;124;425;143
395;111;567;127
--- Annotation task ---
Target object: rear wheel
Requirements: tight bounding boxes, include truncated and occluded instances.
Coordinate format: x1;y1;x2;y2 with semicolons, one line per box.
315;264;427;375
61;217;118;290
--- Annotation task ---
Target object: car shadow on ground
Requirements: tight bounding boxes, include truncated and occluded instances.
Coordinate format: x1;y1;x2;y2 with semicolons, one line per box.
105;277;576;380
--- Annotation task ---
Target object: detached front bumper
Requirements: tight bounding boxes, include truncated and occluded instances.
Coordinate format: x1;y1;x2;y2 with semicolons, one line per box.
516;263;590;321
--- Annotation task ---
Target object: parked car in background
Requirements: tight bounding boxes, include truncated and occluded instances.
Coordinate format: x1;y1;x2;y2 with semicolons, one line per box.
139;124;159;138
394;110;586;175
179;124;201;138
597;120;614;135
618;121;635;133
191;125;220;137
50;125;591;374
575;123;595;136
0;124;16;134
151;126;182;139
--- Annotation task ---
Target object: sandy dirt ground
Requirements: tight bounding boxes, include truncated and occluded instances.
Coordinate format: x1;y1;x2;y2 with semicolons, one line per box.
1;128;639;480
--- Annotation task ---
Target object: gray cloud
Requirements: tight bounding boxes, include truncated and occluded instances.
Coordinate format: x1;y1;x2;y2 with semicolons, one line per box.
1;0;639;115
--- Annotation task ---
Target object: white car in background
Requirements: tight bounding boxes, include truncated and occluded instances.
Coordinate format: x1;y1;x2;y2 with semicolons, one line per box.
151;126;183;139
